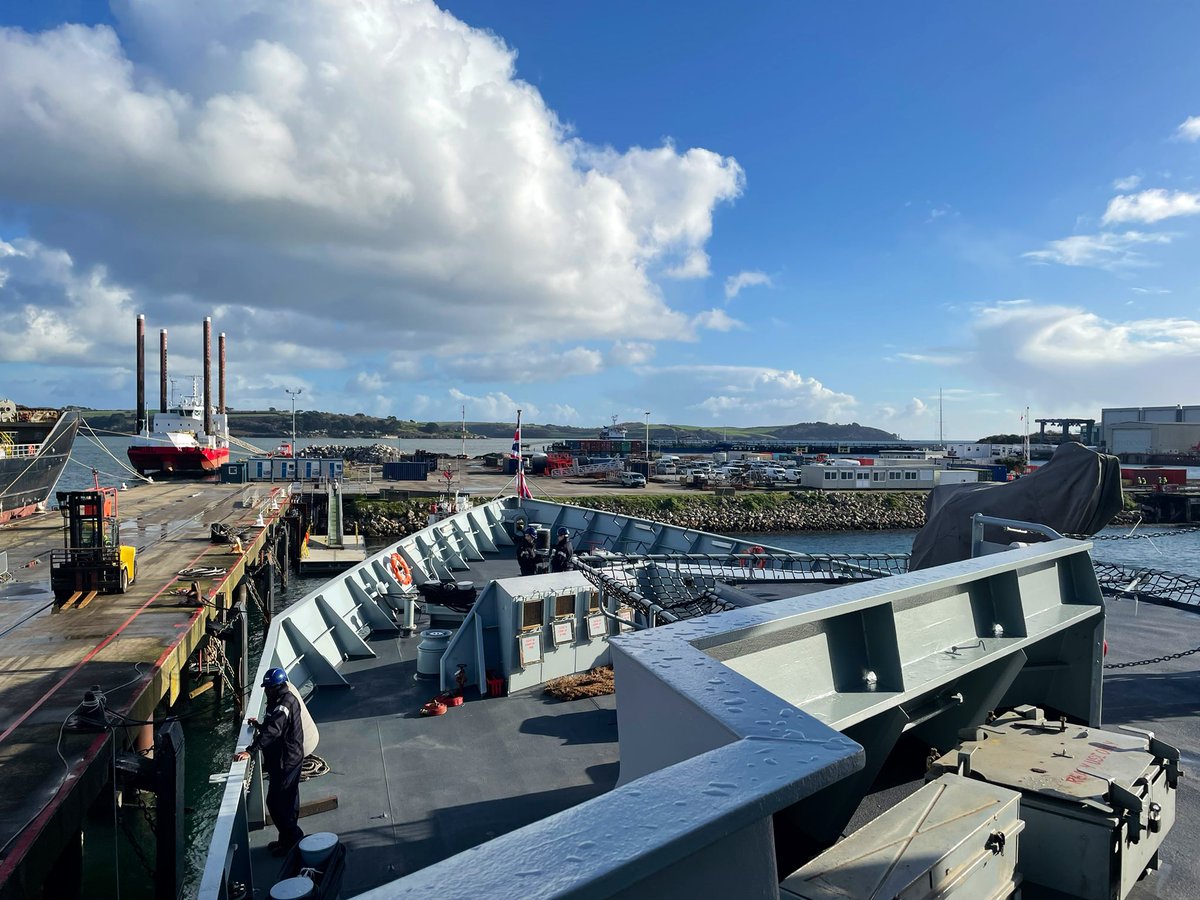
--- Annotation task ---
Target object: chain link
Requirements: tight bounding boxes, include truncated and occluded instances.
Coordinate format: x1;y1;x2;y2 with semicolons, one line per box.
1104;644;1200;669
1069;525;1200;541
117;793;159;880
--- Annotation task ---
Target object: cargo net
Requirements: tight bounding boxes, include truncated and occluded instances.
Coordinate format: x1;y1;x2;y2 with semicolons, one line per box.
573;550;910;624
1093;561;1200;610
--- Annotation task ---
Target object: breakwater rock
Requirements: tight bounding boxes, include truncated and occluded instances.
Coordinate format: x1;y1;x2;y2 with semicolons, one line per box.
300;443;402;464
345;491;929;540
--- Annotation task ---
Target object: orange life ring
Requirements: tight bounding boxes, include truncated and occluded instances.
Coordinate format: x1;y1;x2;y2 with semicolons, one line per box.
742;545;767;570
390;552;413;586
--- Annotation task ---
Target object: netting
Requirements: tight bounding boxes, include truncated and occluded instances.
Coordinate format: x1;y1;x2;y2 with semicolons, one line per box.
574;550;911;623
1092;561;1200;610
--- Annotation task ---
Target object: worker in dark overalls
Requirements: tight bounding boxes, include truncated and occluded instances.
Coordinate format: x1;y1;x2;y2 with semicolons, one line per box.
234;667;305;854
517;525;539;576
550;527;574;573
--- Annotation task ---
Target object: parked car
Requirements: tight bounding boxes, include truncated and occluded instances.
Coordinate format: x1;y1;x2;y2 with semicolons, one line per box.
620;472;647;488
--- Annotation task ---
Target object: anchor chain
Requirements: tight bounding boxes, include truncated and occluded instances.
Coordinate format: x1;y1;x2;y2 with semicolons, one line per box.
1069;525;1200;541
117;792;159;881
1104;644;1200;670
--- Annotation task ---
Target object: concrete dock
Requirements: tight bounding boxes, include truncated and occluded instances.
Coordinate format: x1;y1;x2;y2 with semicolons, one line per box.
0;481;291;899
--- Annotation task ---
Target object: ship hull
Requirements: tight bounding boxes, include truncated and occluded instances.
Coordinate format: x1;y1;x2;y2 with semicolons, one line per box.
127;445;228;475
0;411;79;524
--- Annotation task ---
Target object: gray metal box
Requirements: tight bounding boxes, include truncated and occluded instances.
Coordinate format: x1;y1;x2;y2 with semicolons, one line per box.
930;706;1178;900
781;774;1022;899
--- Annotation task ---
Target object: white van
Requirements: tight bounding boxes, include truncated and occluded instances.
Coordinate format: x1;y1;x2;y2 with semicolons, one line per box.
620;471;647;488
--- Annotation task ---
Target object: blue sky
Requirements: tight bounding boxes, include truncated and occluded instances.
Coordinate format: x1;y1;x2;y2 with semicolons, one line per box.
1;2;1198;439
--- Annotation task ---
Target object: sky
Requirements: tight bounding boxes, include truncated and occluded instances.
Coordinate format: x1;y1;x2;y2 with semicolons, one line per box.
1;2;1199;440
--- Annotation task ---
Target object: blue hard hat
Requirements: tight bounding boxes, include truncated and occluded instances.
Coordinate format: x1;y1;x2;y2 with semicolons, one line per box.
524;526;536;535
261;667;288;688
557;527;569;536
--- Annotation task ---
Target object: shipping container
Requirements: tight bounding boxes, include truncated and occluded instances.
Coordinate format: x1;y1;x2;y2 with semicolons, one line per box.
382;461;429;481
248;458;273;481
948;462;1008;483
1122;467;1187;488
219;462;247;484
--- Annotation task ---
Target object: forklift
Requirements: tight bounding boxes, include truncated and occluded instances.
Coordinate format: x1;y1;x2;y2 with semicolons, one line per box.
50;481;136;608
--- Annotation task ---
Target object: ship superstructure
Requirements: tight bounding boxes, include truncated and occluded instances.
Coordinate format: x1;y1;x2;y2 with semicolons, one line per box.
127;315;231;476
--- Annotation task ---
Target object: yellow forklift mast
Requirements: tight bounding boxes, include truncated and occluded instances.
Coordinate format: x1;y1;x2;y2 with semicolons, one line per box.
50;488;136;608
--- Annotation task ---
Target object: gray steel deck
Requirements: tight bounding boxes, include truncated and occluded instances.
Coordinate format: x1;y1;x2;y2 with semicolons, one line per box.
248;549;620;896
209;501;1198;900
1104;597;1198;900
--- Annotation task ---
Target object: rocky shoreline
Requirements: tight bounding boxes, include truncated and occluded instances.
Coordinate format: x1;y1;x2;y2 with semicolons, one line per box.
345;490;930;540
300;443;411;464
344;487;1141;540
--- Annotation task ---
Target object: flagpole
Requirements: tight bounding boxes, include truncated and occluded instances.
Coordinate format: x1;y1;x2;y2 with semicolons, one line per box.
1023;406;1030;473
516;408;523;507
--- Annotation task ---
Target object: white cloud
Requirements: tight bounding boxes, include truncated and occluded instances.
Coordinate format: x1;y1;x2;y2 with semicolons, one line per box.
1102;189;1200;225
893;352;969;366
1176;116;1200;142
350;371;384;393
0;1;743;364
0;237;135;364
1022;231;1170;269
639;364;856;426
1112;175;1142;191
692;308;745;331
723;270;772;299
959;300;1200;407
448;387;536;421
441;346;603;383
663;251;711;279
607;341;656;367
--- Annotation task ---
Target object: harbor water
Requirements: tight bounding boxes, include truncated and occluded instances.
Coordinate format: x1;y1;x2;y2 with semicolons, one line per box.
51;436;1200;895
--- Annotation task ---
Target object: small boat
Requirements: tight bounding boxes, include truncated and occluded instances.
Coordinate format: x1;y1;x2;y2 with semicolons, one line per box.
127;376;230;475
0;401;79;524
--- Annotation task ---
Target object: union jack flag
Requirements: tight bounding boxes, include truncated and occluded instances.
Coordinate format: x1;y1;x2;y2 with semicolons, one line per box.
513;424;532;498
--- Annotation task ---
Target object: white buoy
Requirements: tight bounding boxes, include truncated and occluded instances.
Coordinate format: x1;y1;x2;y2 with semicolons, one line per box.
255;512;266;527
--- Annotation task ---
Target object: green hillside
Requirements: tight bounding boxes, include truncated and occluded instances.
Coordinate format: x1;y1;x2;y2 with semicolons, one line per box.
71;408;900;442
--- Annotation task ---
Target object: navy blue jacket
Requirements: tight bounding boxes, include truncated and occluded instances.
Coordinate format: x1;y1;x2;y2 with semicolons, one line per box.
248;688;304;773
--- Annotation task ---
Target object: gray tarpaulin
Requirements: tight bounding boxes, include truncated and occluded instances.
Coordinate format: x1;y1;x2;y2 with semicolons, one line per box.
911;442;1123;570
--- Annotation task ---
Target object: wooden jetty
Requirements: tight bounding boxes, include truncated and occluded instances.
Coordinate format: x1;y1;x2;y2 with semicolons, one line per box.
0;481;296;900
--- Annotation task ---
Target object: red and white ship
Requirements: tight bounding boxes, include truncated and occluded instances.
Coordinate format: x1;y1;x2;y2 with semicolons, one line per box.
126;315;231;476
127;377;229;474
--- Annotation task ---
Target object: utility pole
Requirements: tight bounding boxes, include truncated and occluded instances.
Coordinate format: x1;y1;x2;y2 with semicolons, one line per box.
938;387;944;446
286;388;302;456
644;411;651;462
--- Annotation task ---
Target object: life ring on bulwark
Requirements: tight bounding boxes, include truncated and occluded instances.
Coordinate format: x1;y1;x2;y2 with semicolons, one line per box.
390;552;413;586
741;545;767;570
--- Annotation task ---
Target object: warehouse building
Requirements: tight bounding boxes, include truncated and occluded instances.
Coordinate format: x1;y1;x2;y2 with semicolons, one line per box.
1102;405;1200;456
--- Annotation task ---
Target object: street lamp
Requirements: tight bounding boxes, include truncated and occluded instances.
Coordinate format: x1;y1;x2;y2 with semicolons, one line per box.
644;411;651;461
286;388;302;455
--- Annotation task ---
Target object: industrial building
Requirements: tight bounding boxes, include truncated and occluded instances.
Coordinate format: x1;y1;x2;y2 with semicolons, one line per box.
1101;405;1200;457
797;463;979;490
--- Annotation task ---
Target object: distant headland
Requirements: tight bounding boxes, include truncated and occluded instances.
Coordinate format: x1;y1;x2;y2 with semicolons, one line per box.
71;408;903;442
